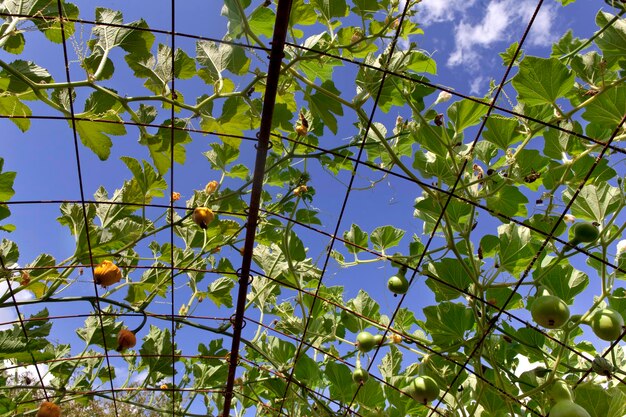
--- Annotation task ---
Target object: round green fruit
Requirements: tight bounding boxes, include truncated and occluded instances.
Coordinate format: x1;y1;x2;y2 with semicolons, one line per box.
356;331;376;352
373;334;384;346
590;308;624;341
549;400;591;417
550;379;573;403
387;274;409;295
531;295;570;329
352;368;369;384
572;222;599;244
407;376;439;404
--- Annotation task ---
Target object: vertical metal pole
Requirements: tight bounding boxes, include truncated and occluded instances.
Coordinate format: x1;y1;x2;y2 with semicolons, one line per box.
220;0;293;415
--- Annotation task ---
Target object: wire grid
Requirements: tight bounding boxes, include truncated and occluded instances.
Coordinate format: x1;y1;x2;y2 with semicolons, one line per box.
0;0;625;416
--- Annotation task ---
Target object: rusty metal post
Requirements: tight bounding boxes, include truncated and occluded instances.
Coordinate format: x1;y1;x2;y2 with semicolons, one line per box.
220;0;293;416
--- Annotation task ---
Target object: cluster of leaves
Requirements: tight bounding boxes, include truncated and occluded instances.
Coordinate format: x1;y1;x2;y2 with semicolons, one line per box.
0;0;625;416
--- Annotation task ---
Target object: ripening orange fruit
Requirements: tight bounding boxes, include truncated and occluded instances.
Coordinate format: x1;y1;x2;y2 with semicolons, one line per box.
36;401;60;417
94;260;122;287
116;329;137;352
192;207;215;229
204;180;219;194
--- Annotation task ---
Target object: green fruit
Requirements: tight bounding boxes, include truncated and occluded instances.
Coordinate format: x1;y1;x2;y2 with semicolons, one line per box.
549;400;591;417
531;295;570;329
550;379;573;403
356;331;376;352
352;368;369;384
387;274;409;294
407;376;439;404
572;222;599;244
373;334;384;346
591;355;614;376
590;308;624;341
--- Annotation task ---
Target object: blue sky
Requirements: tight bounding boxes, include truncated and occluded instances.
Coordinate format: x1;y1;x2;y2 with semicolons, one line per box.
1;0;624;414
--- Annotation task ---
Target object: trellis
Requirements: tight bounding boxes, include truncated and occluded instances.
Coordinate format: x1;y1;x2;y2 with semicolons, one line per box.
0;0;625;416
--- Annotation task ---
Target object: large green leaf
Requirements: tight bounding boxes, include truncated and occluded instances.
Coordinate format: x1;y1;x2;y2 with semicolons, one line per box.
139;326;179;385
511;56;575;106
447;98;490;134
370;225;405;252
425;258;473;301
311;0;348;20
343;224;369;254
483;115;522;149
72;113;126;160
90;8;154;56
575;382;626;417
196;40;250;84
595;11;626;64
422;302;475;347
563;183;621;222
582;84;626;131
497;223;536;274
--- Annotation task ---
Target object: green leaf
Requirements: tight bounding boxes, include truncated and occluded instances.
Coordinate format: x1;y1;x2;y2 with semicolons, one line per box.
497;223;536;274
0;309;52;361
289;0;318;27
447;98;490;134
324;361;353;403
422;302;475;347
91;8;154;57
126;44;193;94
266;336;297;364
552;30;586;57
221;0;251;38
36;1;79;43
139;325;178;385
485;185;529;218
534;263;589;304
72;113;126;160
0;238;19;267
0;60;53;94
140;119;192;174
0;158;16;201
305;81;344;134
120;157;167;201
575;382;626;417
200;96;256;147
378;345;402;380
0;28;24;55
483;115;522;149
311;0;348;20
563;183;621;222
207;277;235;308
370;225;405;252
595;11;626;64
500;42;521;67
405;50;437;75
0;95;31;131
248;7;275;38
425;258;473;302
76;307;122;349
343;224;369;254
582;84;626;131
196;40;250;84
511;56;575;106
485;287;523;310
341;290;380;332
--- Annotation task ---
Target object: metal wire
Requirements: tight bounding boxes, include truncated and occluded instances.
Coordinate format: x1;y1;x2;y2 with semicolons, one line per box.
0;2;624;416
53;1;120;415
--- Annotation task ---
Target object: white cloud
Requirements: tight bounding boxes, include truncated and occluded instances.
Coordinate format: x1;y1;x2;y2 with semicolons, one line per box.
469;75;487;95
446;0;557;69
418;0;478;24
0;281;34;330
